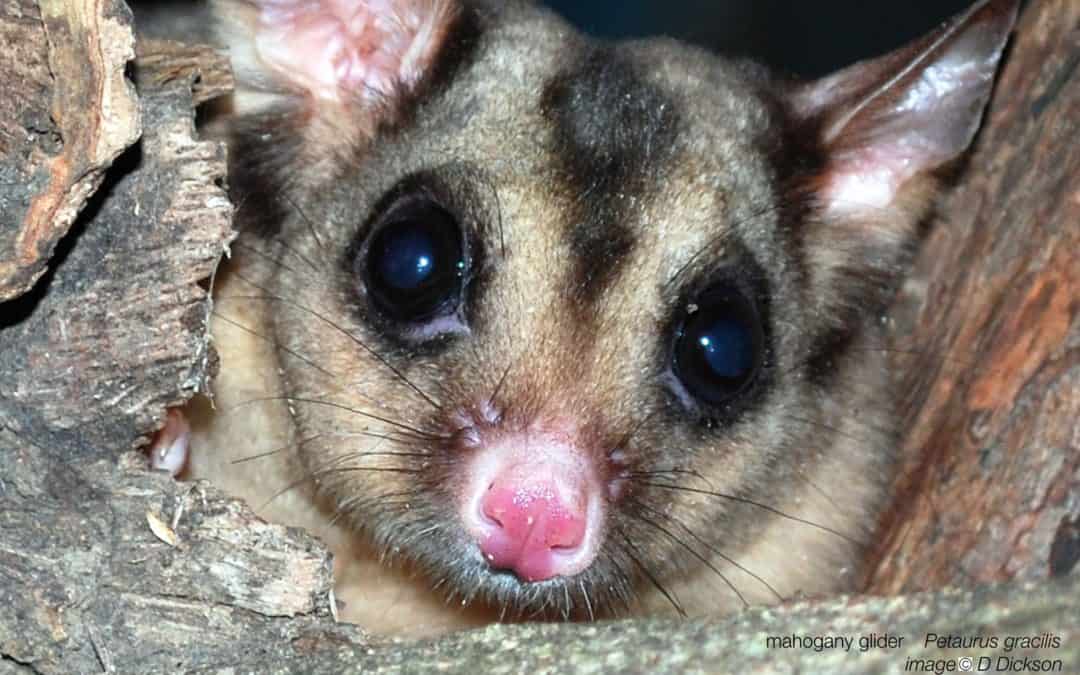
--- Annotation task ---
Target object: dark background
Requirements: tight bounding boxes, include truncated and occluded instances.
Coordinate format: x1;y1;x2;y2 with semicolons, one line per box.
136;1;980;79
543;0;973;77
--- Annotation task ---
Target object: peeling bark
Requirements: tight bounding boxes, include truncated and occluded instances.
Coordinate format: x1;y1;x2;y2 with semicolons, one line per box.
0;0;140;302
0;33;231;460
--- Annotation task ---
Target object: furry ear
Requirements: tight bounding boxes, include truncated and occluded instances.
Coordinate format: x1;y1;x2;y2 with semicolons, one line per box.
213;0;466;236
787;0;1018;323
215;0;461;138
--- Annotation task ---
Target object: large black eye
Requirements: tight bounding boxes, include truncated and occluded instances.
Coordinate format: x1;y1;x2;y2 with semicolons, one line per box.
364;198;466;322
673;284;764;408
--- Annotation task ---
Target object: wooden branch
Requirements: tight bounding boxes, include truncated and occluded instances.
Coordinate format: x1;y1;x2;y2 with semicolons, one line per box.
244;577;1080;674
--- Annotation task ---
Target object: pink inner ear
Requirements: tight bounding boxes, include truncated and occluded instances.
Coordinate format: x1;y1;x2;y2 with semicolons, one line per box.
254;0;456;103
822;149;907;215
805;0;1017;217
822;45;1001;216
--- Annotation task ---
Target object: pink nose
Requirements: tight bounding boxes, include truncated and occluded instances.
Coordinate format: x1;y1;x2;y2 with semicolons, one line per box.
478;476;588;582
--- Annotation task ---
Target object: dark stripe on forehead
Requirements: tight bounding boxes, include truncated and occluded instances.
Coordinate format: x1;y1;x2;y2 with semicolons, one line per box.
541;47;679;307
542;47;678;184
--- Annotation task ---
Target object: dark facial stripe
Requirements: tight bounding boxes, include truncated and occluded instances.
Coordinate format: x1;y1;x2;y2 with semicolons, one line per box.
564;201;637;306
541;47;679;307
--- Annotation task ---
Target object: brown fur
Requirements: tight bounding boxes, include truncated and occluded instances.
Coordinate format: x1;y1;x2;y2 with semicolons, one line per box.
154;0;1017;638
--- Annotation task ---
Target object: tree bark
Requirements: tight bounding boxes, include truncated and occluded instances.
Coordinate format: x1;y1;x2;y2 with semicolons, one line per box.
0;0;139;302
0;0;1076;673
866;0;1080;593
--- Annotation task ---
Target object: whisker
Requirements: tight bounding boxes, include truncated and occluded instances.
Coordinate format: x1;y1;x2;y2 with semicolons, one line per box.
788;466;848;525
665;200;791;291
633;481;862;546
229;239;304;278
528;587;553;619
578;580;595;622
612;411;659;454
211;311;335;378
863;345;1015;381
281;191;329;256
221;273;442;412
335;449;432;461
617;527;686;618
627;504;749;608
269;235;321;274
630;497;783;604
327;489;420;528
626;467;714;488
779;412;887;449
488;363;512;409
349;426;434;449
231;434;323;465
259;463;421;511
476;169;506;258
226;395;446;442
771;412;901;527
602;551;636;616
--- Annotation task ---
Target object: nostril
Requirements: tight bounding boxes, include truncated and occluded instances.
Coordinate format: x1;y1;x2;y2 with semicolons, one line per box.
462;436;605;583
480;487;508;529
544;513;586;552
475;478;593;582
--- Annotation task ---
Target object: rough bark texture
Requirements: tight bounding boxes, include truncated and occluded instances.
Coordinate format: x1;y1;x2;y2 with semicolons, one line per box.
194;577;1080;674
0;31;231;462
867;0;1080;594
0;1;1076;673
0;0;139;302
0;450;367;673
